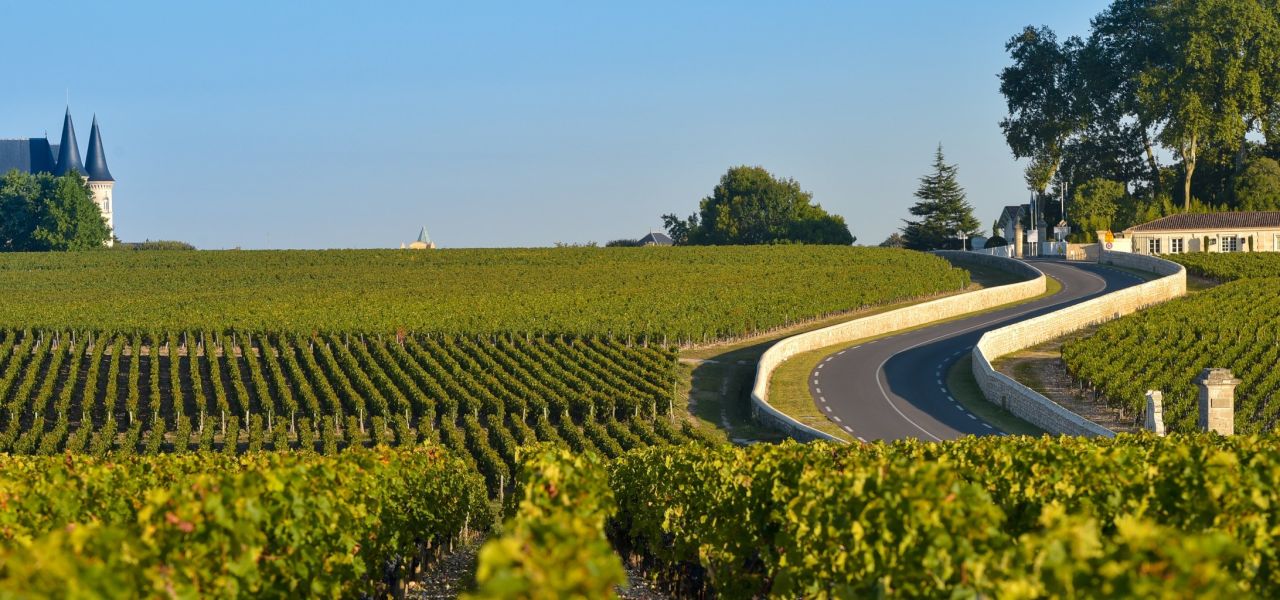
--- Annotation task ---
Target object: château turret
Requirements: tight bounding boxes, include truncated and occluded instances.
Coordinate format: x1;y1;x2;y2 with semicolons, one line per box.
84;116;113;182
53;107;84;176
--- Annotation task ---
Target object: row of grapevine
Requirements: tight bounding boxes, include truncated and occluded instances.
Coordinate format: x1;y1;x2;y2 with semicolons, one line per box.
0;247;969;342
470;444;625;598
0;329;700;495
0;446;490;597
1171;252;1280;281
500;435;1271;597
1061;278;1280;432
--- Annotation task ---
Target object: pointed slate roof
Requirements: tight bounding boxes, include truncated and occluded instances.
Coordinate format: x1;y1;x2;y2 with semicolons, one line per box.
638;231;673;246
83;115;113;181
53;108;83;176
417;226;431;244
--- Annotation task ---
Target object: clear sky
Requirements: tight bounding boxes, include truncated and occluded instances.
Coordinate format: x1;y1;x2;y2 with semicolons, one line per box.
4;1;1109;249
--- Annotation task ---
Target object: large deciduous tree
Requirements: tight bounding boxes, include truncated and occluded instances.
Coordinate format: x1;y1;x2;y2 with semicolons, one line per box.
1235;157;1280;211
1068;178;1125;242
0;170;111;251
1137;0;1275;210
1000;26;1086;196
901;145;981;250
1002;1;1280;217
662;166;854;246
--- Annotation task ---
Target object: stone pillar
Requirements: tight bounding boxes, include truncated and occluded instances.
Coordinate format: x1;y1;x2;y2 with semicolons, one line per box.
1145;390;1166;436
1013;221;1024;258
1197;368;1239;435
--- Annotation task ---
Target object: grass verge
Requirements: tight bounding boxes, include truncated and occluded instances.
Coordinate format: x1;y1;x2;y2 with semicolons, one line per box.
947;355;1046;436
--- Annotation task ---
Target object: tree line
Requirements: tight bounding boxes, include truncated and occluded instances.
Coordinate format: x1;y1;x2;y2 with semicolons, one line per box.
1001;0;1280;240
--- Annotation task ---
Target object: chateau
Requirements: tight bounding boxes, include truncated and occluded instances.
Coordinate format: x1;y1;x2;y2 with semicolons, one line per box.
0;108;115;242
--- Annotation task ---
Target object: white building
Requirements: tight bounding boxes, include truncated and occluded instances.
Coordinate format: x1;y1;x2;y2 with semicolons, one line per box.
1124;212;1280;255
0;108;116;244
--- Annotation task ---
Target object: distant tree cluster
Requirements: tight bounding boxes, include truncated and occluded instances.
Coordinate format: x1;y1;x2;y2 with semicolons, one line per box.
0;170;110;251
114;240;197;251
999;1;1280;237
662;166;854;246
605;239;643;247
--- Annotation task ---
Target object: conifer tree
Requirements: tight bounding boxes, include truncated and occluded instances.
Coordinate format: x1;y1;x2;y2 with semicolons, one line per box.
901;145;982;250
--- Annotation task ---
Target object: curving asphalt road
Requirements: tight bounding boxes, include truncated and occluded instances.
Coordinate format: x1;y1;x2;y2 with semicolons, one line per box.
807;259;1148;442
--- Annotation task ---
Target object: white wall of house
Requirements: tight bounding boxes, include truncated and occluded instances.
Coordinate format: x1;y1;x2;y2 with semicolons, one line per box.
1130;229;1280;255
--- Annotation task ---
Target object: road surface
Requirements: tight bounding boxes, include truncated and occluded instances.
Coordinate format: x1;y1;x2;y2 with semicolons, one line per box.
807;259;1146;442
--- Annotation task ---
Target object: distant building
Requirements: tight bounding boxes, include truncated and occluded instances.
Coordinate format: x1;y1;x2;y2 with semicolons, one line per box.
402;226;437;249
995;196;1054;258
637;231;673;246
0;108;115;244
1124;211;1280;255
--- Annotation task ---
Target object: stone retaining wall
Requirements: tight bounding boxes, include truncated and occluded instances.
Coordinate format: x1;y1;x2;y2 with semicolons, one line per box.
751;251;1046;442
970;251;1186;437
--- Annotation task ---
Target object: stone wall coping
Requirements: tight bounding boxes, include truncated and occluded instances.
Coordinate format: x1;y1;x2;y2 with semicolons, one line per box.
970;251;1187;437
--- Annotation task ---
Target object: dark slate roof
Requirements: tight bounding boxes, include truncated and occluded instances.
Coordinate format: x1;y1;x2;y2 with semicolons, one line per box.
638;231;673;245
53;108;83;176
1128;212;1280;232
83;116;113;181
0;138;57;175
1000;205;1023;224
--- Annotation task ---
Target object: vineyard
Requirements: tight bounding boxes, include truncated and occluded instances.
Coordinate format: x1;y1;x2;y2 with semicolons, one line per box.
0;329;710;495
478;435;1280;597
1171;252;1280;281
0;247;969;342
0;246;990;595
0;446;491;597
1063;252;1280;433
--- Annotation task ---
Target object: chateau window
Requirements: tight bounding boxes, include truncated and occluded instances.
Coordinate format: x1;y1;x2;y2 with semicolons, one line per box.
1169;238;1184;253
1147;238;1161;254
1222;235;1239;252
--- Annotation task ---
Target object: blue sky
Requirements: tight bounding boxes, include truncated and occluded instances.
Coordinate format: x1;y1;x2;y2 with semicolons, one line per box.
4;1;1107;249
